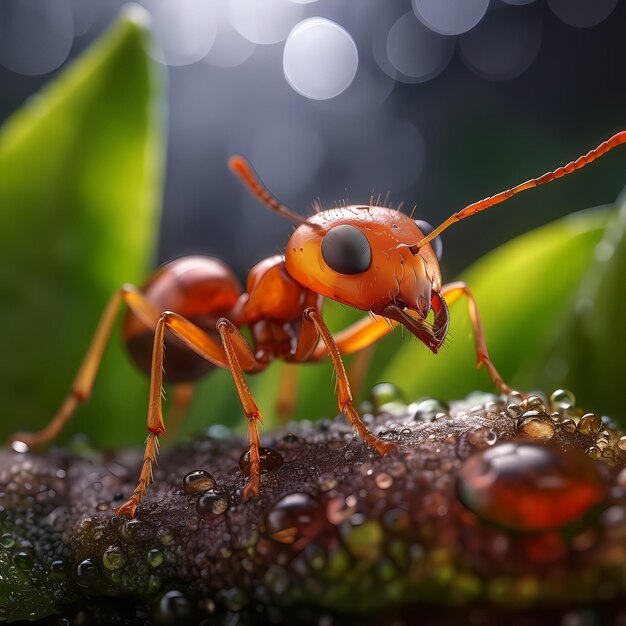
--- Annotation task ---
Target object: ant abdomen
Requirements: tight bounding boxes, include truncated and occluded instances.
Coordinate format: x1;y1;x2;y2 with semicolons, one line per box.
122;256;242;383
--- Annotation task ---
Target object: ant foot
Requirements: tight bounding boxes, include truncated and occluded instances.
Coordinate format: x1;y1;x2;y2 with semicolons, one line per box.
115;498;138;518
242;478;260;500
372;439;397;456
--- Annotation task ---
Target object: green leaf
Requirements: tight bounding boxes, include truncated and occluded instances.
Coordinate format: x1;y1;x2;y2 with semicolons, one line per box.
545;191;626;421
381;207;610;404
0;7;165;447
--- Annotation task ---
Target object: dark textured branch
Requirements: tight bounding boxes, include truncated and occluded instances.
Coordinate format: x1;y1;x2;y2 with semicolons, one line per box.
1;392;625;624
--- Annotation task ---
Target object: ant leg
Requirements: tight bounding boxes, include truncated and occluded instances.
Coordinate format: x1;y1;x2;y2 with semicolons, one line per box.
216;318;267;499
300;308;396;456
116;315;169;518
441;281;512;394
311;314;398;360
116;312;264;516
10;285;161;449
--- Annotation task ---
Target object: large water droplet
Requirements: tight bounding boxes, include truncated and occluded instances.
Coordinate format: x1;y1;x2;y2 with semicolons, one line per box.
239;447;284;476
181;469;216;495
266;493;324;549
578;413;602;435
75;558;100;588
516;413;555;440
102;546;127;571
153;589;194;625
550;388;576;410
195;490;229;519
458;442;607;532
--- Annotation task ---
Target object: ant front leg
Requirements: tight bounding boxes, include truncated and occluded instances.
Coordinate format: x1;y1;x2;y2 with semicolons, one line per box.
297;308;396;456
9;285;161;449
441;281;512;394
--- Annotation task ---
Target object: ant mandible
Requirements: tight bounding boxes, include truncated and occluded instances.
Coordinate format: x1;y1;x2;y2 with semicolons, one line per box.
10;131;626;517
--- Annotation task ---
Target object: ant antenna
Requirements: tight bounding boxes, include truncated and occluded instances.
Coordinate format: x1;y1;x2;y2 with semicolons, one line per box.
411;131;626;253
229;155;313;227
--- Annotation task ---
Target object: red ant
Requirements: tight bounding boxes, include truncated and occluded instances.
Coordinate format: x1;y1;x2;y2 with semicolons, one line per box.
10;131;626;517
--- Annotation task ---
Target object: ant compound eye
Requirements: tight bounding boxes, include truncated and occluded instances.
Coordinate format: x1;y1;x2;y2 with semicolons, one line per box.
415;220;443;260
321;224;372;275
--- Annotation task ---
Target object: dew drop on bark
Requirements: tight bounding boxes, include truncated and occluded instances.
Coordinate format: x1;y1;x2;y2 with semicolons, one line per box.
238;447;284;476
457;442;607;532
181;469;217;495
195;490;229;519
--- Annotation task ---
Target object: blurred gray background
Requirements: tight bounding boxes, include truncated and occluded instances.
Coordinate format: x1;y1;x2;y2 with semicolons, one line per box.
1;0;625;280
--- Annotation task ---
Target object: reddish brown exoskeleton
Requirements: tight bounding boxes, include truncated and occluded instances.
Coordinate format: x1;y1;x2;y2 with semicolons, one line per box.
10;131;626;517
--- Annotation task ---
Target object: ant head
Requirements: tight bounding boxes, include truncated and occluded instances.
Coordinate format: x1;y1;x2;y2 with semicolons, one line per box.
285;206;443;322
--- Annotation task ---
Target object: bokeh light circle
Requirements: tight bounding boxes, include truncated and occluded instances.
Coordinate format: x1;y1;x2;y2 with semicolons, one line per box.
547;0;618;28
283;18;358;100
386;11;455;83
202;1;256;68
140;0;217;66
229;0;304;45
412;0;490;36
0;0;73;75
459;6;542;81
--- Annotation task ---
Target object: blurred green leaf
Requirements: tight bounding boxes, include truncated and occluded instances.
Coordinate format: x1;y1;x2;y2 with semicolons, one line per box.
545;191;626;421
382;207;611;406
0;8;165;447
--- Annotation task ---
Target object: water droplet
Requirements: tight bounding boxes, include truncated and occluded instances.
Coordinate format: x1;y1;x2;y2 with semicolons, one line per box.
0;533;14;549
102;546;127;571
153;590;194;624
147;548;164;568
523;395;546;413
616;436;626;452
181;470;217;495
10;441;29;454
458;442;607;532
370;382;405;410
585;446;602;460
505;403;523;419
75;558;100;588
266;493;324;547
468;426;497;448
12;551;32;571
195;490;229;519
516;414;555;440
50;559;66;579
578;413;602;435
280;432;301;449
118;519;144;543
550;388;575;410
561;418;577;433
413;398;449;421
239;447;284;476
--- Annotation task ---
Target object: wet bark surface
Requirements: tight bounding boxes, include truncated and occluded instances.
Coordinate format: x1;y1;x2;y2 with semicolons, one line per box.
2;390;626;625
